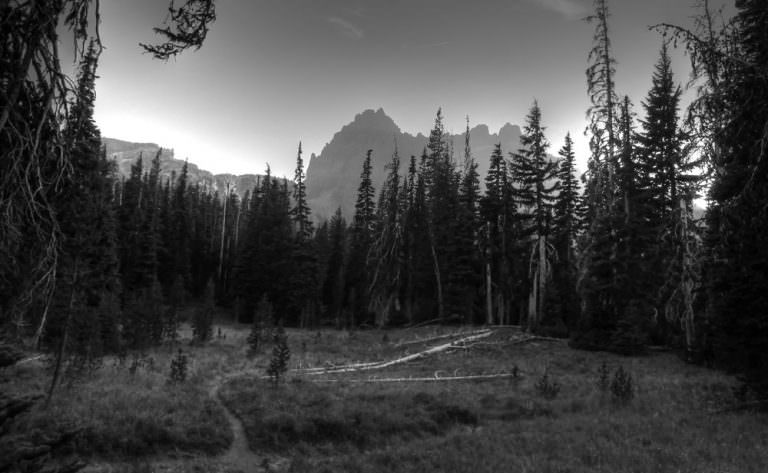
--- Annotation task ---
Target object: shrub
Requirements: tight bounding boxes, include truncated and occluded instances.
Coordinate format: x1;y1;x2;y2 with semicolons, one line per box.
597;361;610;393
267;325;290;384
610;365;634;405
169;349;188;383
534;369;561;400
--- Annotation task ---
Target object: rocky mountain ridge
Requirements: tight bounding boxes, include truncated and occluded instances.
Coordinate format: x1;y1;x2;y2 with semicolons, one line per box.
102;137;266;199
306;108;527;221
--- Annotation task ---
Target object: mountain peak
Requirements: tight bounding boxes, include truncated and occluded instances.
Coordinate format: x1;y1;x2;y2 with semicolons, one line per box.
499;122;521;136
347;108;401;134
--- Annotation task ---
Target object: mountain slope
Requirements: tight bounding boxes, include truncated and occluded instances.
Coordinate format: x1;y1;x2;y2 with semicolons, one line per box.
102;138;265;198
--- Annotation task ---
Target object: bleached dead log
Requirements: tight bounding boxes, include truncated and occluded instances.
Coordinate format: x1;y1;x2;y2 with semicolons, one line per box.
406;314;462;328
16;355;44;365
507;334;564;345
313;371;518;383
293;360;384;373
394;328;490;347
451;334;565;351
299;330;494;376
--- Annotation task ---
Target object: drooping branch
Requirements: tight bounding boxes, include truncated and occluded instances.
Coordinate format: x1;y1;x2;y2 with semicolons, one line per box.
141;0;216;60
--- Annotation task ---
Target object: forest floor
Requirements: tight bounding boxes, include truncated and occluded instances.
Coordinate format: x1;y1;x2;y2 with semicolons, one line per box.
3;319;768;473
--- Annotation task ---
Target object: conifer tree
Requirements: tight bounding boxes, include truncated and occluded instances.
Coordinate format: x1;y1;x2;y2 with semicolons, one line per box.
46;44;120;393
453;119;482;323
401;155;431;324
423;109;461;321
288;142;319;327
665;0;768;390
322;208;347;327
170;161;192;291
584;0;620;209
512;102;559;332
369;147;403;326
554;133;582;259
267;324;290;384
346;150;377;326
234;168;294;322
118;156;147;293
635;43;701;346
552;133;582;330
139;150;162;287
575;0;625;349
480;144;516;325
291;142;313;240
459;118;481;221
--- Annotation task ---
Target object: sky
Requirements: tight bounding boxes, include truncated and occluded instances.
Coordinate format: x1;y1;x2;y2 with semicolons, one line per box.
92;0;720;178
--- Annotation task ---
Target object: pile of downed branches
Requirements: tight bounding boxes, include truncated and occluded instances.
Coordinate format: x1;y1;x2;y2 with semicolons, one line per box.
0;342;24;369
1;359;85;473
0;394;85;473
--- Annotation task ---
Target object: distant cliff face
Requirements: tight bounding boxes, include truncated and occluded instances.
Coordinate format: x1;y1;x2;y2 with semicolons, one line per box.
102;137;264;199
305;108;523;222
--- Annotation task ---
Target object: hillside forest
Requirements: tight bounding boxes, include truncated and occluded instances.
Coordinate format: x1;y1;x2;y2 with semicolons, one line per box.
1;0;768;410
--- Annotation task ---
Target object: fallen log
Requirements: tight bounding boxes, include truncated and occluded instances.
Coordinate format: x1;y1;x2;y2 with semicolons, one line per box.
393;328;490;347
293;360;384;373
313;371;518;383
299;330;494;376
405;315;462;329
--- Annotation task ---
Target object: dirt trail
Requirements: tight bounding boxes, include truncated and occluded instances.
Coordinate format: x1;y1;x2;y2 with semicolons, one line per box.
208;373;276;473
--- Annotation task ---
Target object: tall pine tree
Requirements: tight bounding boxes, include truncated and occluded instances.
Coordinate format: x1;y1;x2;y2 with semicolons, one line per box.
346;150;377;326
512;102;559;332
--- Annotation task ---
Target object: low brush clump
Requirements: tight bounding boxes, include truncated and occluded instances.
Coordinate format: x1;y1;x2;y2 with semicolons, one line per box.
219;377;477;454
535;369;561;400
18;359;232;459
610;365;634;405
168;349;188;383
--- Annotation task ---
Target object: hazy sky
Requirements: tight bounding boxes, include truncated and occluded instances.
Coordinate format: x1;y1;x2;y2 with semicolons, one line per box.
93;0;715;178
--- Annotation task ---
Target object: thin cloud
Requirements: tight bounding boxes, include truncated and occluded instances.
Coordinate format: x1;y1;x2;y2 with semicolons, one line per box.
327;17;364;40
414;41;451;49
524;0;588;19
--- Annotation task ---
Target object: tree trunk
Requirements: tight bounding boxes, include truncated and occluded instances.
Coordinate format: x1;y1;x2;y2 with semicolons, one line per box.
485;260;493;325
218;182;230;283
429;236;444;321
679;197;695;352
33;282;56;350
47;257;79;406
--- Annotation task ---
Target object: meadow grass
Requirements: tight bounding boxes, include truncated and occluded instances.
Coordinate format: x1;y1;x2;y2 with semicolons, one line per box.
220;327;768;472
4;323;243;460
4;322;767;472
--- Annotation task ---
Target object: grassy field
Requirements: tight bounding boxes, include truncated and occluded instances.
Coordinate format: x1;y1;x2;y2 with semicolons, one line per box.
221;327;768;473
3;324;240;461
3;322;767;472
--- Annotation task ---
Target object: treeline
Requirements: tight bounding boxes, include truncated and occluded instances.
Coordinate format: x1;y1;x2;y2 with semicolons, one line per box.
1;1;767;397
